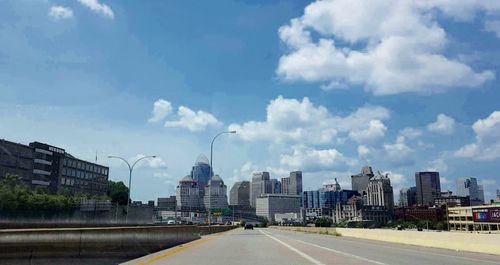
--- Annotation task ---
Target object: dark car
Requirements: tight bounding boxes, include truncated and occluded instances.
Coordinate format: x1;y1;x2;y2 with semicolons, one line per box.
244;224;253;230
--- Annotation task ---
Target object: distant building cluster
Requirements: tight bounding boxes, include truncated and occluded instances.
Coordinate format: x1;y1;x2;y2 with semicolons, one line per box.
0;139;109;196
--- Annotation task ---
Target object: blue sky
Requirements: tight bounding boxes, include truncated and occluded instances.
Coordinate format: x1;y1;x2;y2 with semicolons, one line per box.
1;0;500;202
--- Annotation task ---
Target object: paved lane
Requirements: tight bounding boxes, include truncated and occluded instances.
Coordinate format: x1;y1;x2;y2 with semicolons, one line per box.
123;228;500;265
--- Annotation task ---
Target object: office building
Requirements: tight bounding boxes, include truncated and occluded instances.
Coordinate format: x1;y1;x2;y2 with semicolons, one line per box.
478;185;485;204
176;175;201;211
255;194;301;222
351;166;374;194
157;196;177;210
302;189;359;209
270;178;281;194
334;196;392;225
229;181;250;206
366;172;394;209
203;175;228;210
448;205;500;232
434;195;470;207
496;190;500;202
0;139;34;186
190;155;212;189
399;187;417;207
250;171;271;207
456;177;483;205
289;171;303;195
281;171;303;195
1;139;109;196
394;207;444;222
415;171;441;206
281;177;290;194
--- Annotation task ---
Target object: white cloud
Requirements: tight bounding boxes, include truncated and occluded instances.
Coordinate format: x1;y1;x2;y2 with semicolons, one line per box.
49;6;73;20
78;0;114;19
382;136;415;167
357;145;370;157
440;176;451;185
148;99;173;123
455;111;500;160
164;106;221;132
277;0;494;95
427;158;448;173
485;20;500;38
228;96;389;145
427;114;456;134
399;127;422;140
348;120;387;143
280;145;355;172
130;154;167;169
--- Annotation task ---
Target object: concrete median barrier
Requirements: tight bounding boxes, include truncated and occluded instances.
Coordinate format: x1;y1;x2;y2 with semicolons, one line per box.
0;225;236;260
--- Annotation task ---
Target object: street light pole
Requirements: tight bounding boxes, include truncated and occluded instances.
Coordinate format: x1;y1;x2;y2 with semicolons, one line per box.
208;130;236;226
108;155;156;224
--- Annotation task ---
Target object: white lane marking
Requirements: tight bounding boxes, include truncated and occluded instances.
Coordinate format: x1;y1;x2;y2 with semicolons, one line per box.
292;238;388;265
259;229;325;265
296;231;500;265
274;229;500;265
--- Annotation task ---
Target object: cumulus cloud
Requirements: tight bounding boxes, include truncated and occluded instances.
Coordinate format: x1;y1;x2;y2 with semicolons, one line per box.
455;111;500;160
148;99;173;123
228;96;389;145
277;0;494;95
49;6;73;20
280;145;355;172
399;127;423;140
127;154;167;169
357;145;370;157
349;120;387;143
427;114;456;134
427;158;448;173
382;136;415;167
78;0;114;19
165;106;221;132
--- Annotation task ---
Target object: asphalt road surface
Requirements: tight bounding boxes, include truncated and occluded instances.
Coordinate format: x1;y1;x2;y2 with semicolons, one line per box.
124;227;500;265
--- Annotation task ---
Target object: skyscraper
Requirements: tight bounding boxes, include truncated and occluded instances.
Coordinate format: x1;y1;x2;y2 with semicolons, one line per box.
456;177;482;205
203;175;228;210
415;171;441;206
282;171;303;195
351;166;374;194
270;179;281;194
250;172;271;207
176;175;201;211
281;177;290;194
229;181;250;206
399;187;417;207
190;154;211;189
366;172;394;210
478;185;485;204
289;171;303;195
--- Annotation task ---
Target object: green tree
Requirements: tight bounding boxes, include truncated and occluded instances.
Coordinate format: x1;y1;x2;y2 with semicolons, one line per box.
107;180;129;205
315;217;333;227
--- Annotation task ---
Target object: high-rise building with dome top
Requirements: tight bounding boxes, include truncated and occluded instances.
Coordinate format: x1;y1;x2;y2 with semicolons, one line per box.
176;175;201;211
190;154;212;189
204;174;228;209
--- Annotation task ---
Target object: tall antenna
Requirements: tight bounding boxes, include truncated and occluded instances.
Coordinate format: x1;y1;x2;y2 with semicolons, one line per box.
95;150;98;163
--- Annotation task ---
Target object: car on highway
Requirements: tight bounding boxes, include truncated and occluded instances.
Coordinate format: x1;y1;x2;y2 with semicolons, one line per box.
244;224;253;230
167;220;175;225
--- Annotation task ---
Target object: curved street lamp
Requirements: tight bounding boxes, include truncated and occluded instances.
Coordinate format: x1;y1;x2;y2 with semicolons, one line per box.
208;130;236;226
108;155;156;224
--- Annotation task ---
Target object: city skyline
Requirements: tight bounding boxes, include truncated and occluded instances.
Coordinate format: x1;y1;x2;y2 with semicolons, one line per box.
1;0;499;202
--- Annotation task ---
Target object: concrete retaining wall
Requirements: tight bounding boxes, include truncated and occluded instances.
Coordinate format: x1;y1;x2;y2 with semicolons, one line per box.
271;226;500;255
0;225;235;259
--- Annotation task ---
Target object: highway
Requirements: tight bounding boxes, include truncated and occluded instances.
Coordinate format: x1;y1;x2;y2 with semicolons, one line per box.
124;227;500;265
